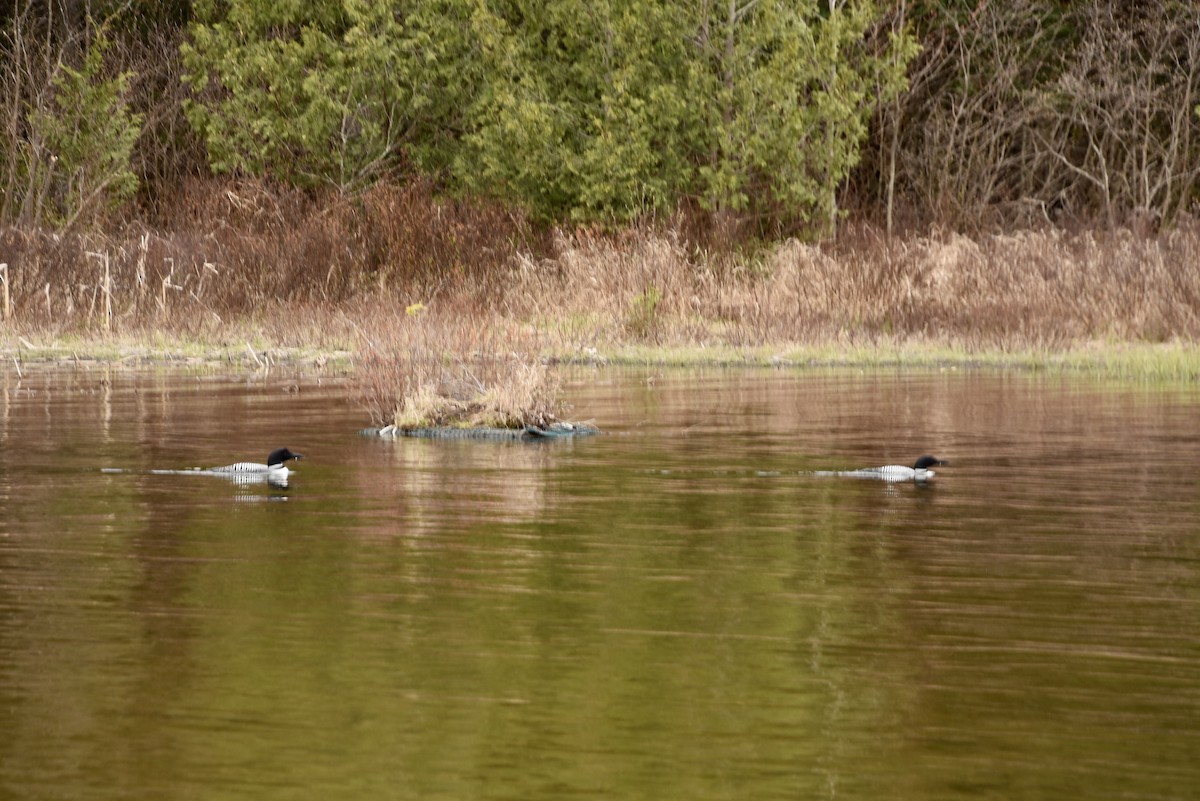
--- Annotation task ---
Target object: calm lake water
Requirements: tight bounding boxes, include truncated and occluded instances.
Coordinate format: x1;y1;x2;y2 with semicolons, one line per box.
1;364;1198;800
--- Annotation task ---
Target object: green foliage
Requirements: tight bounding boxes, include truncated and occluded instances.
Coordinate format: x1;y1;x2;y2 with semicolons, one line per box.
457;0;912;226
30;24;143;228
458;1;704;222
183;0;352;183
625;284;662;341
696;0;910;229
180;0;912;227
182;0;475;189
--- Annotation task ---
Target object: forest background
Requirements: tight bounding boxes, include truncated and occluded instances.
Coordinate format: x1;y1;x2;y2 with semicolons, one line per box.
2;0;1200;396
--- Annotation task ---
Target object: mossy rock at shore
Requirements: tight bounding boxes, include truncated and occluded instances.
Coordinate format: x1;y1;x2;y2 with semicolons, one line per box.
360;421;601;441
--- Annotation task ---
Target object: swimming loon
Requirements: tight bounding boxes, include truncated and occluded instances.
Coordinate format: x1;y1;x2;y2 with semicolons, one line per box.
209;447;304;475
205;447;304;488
102;448;304;489
819;455;948;482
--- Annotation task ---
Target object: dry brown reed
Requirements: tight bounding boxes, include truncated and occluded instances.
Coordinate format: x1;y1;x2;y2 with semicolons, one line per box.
504;222;1200;352
0;178;537;334
2;177;1198;388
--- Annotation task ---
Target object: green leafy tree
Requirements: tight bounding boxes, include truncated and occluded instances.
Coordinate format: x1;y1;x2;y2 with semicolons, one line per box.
458;0;912;229
180;0;911;230
29;22;143;228
458;0;703;222
182;0;475;189
695;0;909;233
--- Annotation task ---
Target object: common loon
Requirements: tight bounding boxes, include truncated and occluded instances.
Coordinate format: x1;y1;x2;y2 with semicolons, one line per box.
210;447;304;475
819;455;948;482
102;447;304;488
209;448;303;487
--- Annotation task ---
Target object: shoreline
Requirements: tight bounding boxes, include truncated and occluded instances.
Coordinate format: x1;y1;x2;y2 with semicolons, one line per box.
3;332;1198;382
5;223;1199;389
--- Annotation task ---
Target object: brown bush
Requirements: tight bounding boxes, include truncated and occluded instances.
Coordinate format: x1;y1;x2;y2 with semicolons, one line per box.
0;177;543;332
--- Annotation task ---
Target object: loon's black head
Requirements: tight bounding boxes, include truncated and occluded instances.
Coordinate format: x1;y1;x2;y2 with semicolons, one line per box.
913;455;946;470
267;447;304;467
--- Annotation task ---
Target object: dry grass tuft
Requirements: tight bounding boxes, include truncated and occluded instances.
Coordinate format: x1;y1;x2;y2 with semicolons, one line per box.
355;302;561;429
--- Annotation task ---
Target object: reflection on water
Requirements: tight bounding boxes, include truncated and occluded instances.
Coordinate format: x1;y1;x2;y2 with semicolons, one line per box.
1;365;1198;800
366;435;563;528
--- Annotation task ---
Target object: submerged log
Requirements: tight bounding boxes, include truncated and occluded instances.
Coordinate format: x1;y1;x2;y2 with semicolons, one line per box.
360;421;601;441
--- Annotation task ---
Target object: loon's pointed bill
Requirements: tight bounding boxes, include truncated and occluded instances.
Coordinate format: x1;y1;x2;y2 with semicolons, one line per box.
817;455;949;482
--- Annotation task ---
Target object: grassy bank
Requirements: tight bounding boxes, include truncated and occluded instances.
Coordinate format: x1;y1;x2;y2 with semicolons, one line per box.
2;182;1199;421
5;328;1198;380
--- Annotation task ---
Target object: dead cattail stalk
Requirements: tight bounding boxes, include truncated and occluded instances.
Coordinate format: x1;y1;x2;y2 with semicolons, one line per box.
104;253;111;331
195;260;217;300
0;263;9;320
159;257;178;314
135;233;148;303
86;251;113;331
245;341;263;368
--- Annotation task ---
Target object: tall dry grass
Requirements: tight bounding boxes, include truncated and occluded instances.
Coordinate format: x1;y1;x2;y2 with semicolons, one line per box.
0;178;538;336
3;178;1199;416
504;223;1200;352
